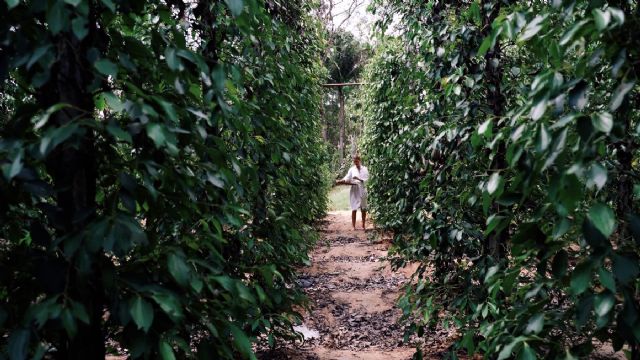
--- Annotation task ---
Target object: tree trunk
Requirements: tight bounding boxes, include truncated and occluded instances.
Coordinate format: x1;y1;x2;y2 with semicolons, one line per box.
482;0;507;260
38;15;104;360
196;1;224;137
321;93;328;141
338;87;345;162
350;134;357;157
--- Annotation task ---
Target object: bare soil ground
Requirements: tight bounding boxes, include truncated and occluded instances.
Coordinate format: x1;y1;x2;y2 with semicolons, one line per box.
257;211;461;360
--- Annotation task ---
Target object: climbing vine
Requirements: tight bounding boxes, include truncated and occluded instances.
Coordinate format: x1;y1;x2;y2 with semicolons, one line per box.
0;0;327;359
364;0;640;358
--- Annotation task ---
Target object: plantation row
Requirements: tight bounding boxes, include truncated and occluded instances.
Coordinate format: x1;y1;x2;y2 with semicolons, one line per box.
363;0;640;359
0;0;327;359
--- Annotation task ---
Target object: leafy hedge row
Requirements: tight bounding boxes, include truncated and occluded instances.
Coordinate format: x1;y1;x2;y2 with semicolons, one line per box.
364;0;640;358
0;0;328;359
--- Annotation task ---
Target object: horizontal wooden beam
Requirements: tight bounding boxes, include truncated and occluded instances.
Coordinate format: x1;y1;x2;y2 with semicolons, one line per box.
321;82;367;87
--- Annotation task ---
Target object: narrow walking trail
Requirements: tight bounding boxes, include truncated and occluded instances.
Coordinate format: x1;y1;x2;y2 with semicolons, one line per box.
257;211;629;360
260;211;420;359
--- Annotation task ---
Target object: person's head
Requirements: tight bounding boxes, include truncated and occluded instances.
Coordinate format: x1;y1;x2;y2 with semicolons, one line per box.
353;155;361;168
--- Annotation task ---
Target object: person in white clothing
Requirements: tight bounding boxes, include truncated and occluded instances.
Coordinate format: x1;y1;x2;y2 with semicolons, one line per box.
336;155;369;230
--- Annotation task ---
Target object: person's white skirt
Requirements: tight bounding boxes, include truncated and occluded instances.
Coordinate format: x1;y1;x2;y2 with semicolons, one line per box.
349;182;367;211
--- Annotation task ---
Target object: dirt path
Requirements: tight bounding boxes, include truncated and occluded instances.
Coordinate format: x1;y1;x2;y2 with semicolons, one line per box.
259;211;420;360
253;210;632;360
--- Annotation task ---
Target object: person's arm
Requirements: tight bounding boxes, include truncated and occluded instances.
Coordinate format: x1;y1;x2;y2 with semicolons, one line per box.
336;168;353;185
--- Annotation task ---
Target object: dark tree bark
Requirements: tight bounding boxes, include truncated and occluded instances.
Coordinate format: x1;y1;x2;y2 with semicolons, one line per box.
37;7;103;360
338;87;345;162
481;0;507;260
321;96;328;141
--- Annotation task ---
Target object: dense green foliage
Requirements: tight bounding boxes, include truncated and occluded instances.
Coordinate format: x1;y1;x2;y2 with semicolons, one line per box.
364;0;640;358
0;0;328;358
326;30;367;84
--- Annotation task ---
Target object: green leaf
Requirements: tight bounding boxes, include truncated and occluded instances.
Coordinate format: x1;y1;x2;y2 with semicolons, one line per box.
562;350;579;360
158;99;178;122
588;203;616;238
542;128;567;170
583;219;608;249
168;253;190;287
7;329;29;360
610;81;635;111
64;0;82;6
609;8;625;25
40;123;80;156
560;19;589;46
27;45;53;70
598;268;616;293
612;254;639;285
6;152;23;180
552;218;571;239
478;119;492;136
70;301;90;324
100;0;115;12
460;330;475;355
61;308;77;337
106;124;132;143
165;48;180;71
94;59;118;77
129;297;154;333
484;265;499;283
525;313;544;334
570;262;592;295
594;292;615;317
498;337;524;360
5;0;20;9
477;35;493;57
34;103;70;130
71;17;88;40
229;324;256;360
531;98;547;120
576;293;594;327
101;92;124;112
592;9;610;30
536;124;550;152
517;343;537;360
519;15;546;42
146;123;167;148
592;112;613;134
225;0;244;17
487;172;501;195
47;1;67;35
150;291;183;322
159;341;176;360
485;215;506;236
586;163;607;191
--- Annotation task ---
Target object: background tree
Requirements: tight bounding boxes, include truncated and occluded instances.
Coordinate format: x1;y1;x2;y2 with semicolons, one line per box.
322;29;370;174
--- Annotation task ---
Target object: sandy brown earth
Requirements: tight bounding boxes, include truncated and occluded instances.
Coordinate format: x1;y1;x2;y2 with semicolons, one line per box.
253;211;632;360
258;211;438;360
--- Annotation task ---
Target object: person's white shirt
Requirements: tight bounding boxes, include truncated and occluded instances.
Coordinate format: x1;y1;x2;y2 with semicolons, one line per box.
342;165;369;210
